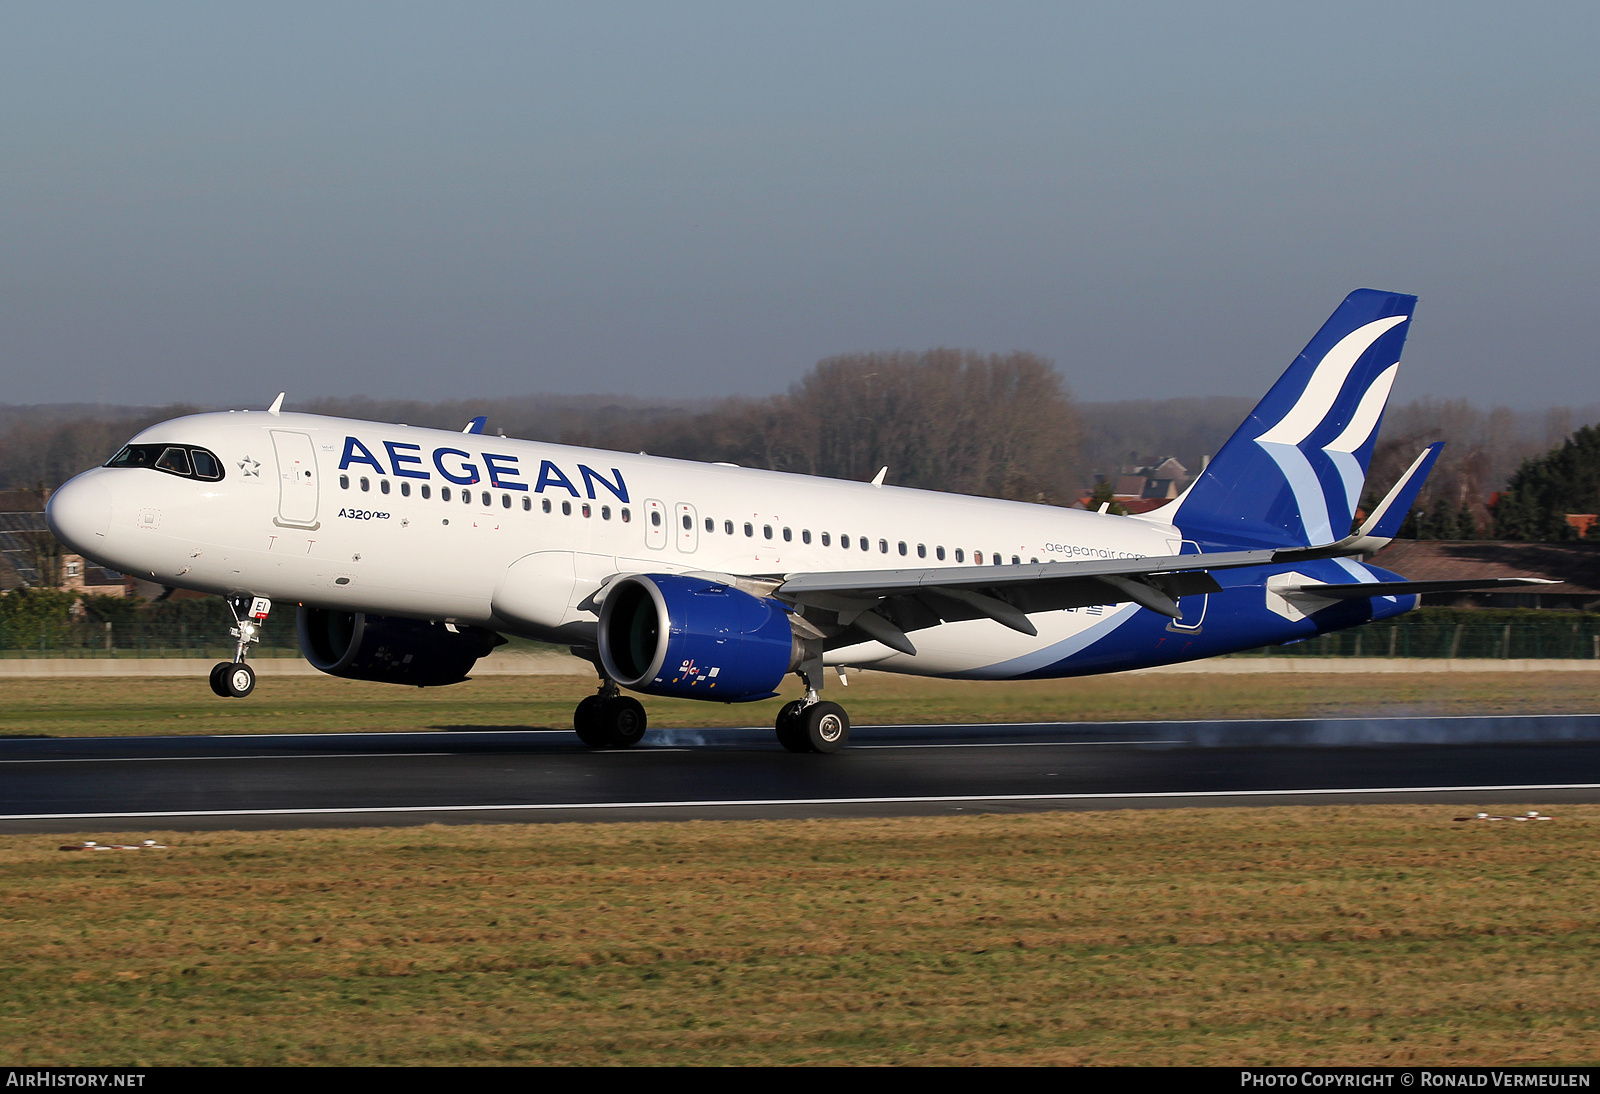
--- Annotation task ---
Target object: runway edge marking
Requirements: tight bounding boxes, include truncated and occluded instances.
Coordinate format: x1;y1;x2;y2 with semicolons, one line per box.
5;782;1600;822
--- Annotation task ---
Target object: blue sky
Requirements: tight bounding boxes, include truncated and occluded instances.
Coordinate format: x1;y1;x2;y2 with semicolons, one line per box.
2;2;1596;408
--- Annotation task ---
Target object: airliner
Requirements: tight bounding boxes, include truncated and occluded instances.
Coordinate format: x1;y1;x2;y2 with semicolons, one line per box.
45;290;1536;753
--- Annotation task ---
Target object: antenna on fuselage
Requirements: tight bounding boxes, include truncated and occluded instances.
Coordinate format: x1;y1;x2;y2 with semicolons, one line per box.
463;416;486;434
268;393;285;416
871;467;888;488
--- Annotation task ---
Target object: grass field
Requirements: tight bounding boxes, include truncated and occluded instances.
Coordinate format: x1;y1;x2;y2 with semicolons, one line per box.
1;807;1595;1066
4;673;1596;1065
1;670;1598;737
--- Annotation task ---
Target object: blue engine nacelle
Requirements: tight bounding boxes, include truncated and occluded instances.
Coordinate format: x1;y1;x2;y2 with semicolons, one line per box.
597;574;801;702
297;607;504;687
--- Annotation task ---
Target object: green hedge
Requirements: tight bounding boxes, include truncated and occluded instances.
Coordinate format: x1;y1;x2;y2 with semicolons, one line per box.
0;590;300;657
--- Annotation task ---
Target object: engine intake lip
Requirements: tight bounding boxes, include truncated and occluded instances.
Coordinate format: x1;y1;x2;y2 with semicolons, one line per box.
598;575;670;688
297;607;362;672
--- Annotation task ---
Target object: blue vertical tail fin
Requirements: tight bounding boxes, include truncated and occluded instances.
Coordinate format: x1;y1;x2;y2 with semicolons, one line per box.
1164;289;1417;550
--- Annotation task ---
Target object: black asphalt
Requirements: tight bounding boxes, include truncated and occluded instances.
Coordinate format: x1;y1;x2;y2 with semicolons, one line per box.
2;714;1599;831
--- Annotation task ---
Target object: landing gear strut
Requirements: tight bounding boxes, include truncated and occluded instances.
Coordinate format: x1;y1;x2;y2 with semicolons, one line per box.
574;675;648;749
209;596;270;699
776;655;850;754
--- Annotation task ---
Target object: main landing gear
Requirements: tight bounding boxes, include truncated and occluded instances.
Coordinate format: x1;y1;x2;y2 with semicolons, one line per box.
566;651;851;754
574;678;648;749
209;595;270;699
775;657;850;754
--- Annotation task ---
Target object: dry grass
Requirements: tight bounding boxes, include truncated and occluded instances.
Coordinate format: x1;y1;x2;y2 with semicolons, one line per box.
0;670;1596;738
1;807;1597;1065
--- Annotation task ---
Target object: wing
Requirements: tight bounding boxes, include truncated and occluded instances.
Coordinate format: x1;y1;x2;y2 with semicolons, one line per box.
770;551;1553;657
771;549;1277;655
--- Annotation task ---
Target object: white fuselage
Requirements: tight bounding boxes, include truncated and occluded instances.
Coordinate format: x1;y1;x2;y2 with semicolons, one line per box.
53;410;1185;678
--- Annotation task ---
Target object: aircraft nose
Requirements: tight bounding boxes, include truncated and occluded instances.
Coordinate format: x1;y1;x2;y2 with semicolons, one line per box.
46;472;114;555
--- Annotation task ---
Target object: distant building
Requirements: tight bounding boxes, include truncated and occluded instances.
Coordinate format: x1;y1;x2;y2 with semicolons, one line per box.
0;488;125;596
1078;456;1193;515
1371;540;1600;611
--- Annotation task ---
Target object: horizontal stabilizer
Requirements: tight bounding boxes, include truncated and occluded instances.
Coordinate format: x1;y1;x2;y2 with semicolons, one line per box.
1279;578;1555;600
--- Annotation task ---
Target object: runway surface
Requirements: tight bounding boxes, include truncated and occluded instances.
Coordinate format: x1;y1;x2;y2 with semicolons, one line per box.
2;714;1599;831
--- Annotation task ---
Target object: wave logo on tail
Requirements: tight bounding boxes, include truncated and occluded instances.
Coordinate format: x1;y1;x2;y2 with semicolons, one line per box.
1166;289;1416;551
1253;316;1406;543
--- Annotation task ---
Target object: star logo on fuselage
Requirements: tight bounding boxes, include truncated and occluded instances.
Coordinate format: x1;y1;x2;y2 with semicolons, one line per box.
238;456;261;478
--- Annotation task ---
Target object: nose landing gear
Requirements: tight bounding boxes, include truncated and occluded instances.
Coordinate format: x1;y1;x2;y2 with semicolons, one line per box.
209;595;270;699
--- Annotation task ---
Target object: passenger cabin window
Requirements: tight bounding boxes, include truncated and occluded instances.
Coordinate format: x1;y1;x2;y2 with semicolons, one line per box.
861;537;870;552
542;498;551;513
953;548;962;562
802;530;811;544
360;477;370;492
380;480;391;494
879;539;888;553
917;544;926;558
421;484;432;499
442;487;452;502
744;523;753;537
683;514;693;530
563;501;573;516
339;474;349;489
724;520;733;535
705;517;714;532
782;527;792;542
935;546;944;560
106;443;225;482
582;503;591;518
840;535;849;548
501;494;511;509
621;508;631;522
822;532;831;546
401;482;411;497
650;509;661;526
522;496;531;510
898;541;907;556
763;525;772;540
602;506;611;519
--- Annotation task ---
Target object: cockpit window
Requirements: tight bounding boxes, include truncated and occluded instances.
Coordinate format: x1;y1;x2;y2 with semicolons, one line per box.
154;447;191;476
190;449;221;480
106;444;226;482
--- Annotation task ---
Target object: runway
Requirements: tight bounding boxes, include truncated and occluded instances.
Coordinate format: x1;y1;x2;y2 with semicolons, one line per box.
2;714;1599;832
